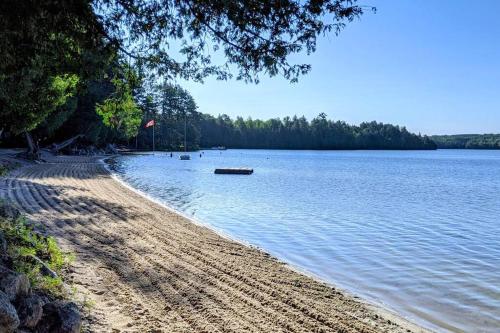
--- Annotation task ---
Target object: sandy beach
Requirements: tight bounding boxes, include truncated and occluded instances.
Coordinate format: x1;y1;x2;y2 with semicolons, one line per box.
0;154;429;333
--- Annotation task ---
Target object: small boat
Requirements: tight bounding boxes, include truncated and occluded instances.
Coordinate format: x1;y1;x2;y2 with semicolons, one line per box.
214;168;253;175
211;146;227;150
179;155;191;160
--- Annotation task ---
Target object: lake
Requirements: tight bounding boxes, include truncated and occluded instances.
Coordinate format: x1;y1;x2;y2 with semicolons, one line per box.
107;149;500;333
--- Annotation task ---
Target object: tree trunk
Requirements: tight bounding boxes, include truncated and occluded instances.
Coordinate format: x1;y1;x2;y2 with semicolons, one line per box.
25;132;40;160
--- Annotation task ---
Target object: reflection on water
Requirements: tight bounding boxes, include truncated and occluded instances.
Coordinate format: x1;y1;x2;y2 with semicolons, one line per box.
108;150;500;333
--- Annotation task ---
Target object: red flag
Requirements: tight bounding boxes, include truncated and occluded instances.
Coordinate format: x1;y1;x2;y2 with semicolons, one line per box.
145;120;155;128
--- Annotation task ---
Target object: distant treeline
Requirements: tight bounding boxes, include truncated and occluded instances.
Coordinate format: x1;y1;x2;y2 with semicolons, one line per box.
197;113;437;150
431;134;500;149
125;84;437;151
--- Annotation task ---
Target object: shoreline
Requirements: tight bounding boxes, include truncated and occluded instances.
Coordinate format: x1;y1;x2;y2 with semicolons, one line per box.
101;156;254;248
103;156;433;333
2;153;431;332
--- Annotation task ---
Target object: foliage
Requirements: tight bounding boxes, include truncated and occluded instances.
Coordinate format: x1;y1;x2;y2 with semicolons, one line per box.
196;114;436;150
0;214;74;298
136;83;200;150
96;77;142;139
0;165;7;177
30;60;144;146
0;0;107;135
1;0;367;140
135;109;436;150
35;97;80;139
95;0;369;83
129;80;437;151
431;134;500;149
46;71;118;146
1;73;79;134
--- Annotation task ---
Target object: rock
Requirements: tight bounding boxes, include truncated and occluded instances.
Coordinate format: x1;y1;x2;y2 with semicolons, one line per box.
37;301;81;333
0;267;30;301
16;295;43;329
0;290;19;332
0;203;20;219
0;255;13;269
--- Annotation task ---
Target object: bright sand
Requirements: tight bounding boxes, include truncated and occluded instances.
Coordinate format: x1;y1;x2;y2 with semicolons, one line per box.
1;155;430;333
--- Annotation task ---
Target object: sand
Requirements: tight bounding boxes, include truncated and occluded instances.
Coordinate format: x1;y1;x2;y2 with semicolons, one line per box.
0;154;431;333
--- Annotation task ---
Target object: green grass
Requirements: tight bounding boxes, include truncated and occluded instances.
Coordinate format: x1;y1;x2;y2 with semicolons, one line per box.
0;212;74;298
0;165;7;176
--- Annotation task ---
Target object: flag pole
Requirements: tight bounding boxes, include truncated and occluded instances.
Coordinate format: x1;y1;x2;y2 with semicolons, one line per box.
152;120;155;152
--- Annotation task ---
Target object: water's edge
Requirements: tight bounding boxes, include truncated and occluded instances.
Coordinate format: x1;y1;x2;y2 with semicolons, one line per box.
100;156;434;333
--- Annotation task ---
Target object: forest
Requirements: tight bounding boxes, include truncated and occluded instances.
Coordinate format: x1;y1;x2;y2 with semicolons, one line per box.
1;79;436;151
197;113;436;150
0;1;435;153
0;0;373;158
133;84;436;151
431;135;500;149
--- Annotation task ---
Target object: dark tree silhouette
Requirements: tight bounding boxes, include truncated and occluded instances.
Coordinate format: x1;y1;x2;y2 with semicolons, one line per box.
1;0;369;139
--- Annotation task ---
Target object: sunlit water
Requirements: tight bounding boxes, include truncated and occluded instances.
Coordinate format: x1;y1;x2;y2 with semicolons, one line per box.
107;150;500;333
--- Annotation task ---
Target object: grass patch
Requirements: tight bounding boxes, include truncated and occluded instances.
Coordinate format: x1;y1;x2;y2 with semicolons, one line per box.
0;164;7;176
0;213;74;298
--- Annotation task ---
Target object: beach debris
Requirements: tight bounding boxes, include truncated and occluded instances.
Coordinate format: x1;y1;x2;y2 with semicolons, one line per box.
46;135;121;156
27;255;58;279
50;135;85;155
105;143;119;155
214;168;253;175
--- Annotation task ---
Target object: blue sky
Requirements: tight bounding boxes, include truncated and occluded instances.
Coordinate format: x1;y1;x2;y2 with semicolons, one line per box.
179;0;500;135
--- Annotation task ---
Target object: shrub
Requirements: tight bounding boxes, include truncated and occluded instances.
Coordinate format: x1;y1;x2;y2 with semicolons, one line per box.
0;213;74;298
0;164;7;176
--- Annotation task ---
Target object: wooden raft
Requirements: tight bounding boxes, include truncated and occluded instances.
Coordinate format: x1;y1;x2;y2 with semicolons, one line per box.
214;168;253;175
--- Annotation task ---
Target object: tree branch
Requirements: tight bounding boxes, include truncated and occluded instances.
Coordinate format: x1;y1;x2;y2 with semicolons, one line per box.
184;2;247;53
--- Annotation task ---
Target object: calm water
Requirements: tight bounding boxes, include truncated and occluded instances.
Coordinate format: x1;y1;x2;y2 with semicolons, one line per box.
107;150;500;333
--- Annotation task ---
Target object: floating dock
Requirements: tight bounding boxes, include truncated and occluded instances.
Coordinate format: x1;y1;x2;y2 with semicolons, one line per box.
214;168;253;175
